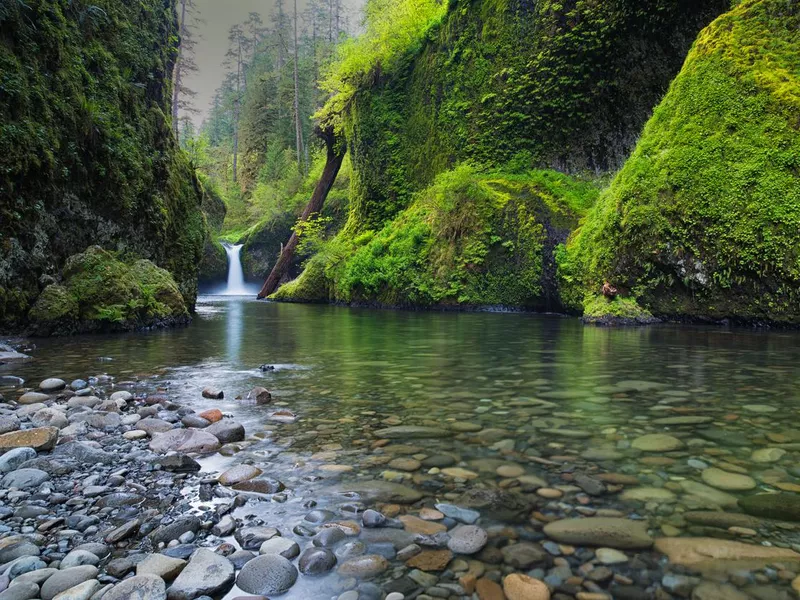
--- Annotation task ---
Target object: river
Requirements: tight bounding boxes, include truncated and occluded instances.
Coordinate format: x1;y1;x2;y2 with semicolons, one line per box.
3;297;800;599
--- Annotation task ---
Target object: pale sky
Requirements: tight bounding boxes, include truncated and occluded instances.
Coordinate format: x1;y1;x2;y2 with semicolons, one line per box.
185;0;365;127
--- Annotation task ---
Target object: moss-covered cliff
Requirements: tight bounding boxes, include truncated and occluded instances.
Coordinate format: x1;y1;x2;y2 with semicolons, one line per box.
0;0;205;330
561;0;800;325
277;0;729;310
342;0;729;232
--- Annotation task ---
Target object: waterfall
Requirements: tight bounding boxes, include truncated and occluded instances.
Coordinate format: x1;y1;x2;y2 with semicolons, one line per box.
222;244;250;295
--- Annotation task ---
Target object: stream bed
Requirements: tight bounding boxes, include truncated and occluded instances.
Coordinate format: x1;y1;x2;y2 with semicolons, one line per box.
3;297;800;600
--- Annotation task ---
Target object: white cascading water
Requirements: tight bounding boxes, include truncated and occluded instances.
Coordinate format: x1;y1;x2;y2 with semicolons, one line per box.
222;244;250;295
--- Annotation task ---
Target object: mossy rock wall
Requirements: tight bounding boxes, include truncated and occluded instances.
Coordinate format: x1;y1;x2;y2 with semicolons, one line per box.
276;167;601;310
28;246;189;336
0;0;204;330
561;0;800;325
344;0;730;232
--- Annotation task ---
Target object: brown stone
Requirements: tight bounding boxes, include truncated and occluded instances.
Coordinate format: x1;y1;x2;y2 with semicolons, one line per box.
198;409;223;423
405;549;453;572
504;573;550;600
475;577;505;600
654;537;800;573
400;515;447;536
0;426;58;451
460;573;477;595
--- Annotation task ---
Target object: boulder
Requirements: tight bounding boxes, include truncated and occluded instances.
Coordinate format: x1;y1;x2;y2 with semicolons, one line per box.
0;427;58;451
148;429;221;454
543;518;653;550
167;549;234;600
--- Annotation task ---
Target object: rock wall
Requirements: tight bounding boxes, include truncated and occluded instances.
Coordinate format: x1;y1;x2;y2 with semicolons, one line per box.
0;0;205;330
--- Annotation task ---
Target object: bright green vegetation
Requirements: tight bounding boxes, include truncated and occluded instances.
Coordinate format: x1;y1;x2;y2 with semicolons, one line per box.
275;166;601;308
0;0;204;330
28;247;189;335
278;0;728;311
562;0;800;324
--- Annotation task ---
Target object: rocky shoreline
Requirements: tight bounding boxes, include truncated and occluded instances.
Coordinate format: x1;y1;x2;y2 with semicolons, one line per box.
1;364;800;600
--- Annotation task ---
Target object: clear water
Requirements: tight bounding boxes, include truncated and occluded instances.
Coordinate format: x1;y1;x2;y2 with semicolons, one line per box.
3;297;800;598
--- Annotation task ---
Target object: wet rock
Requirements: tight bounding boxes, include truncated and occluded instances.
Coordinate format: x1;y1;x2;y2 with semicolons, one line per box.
652;416;713;425
205;420;245;444
235;527;280;550
232;478;285;495
435;503;480;524
654;537;800;573
501;542;549;569
447;525;488;555
337;555;389;578
51;579;101;600
136;554;187;580
683;511;764;529
0;537;40;563
180;415;210;428
692;582;749;600
0;583;40;600
631;434;684;452
331;481;423;504
149;516;201;546
31;407;68;429
751;448;786;463
373;426;452;439
0;447;37;473
167;549;234;600
543;518;653;550
0;415;20;434
236;555;298;595
41;566;98;600
157;454;201;473
53;441;114;464
39;378;66;392
259;537;300;559
298;547;337;575
700;467;757;491
2;468;49;489
454;488;533;523
313;527;346;547
219;465;262;486
137;418;174;436
739;493;800;522
0;426;58;451
247;387;272;405
620;487;676;503
18;392;50;405
149;429;221;454
503;573;550;600
103;574;166;600
201;388;224;399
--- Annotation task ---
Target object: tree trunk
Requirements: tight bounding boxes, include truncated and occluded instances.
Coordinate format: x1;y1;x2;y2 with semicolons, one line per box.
172;0;188;137
293;0;304;172
258;127;345;299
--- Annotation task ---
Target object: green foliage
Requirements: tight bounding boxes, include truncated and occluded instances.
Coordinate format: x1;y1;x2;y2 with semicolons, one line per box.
562;0;800;324
317;0;447;126
581;294;656;325
0;0;205;327
28;247;189;335
341;0;729;233
280;165;601;308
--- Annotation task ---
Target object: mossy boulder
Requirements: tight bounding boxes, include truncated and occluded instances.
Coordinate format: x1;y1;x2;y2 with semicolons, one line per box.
561;0;800;325
28;247;189;336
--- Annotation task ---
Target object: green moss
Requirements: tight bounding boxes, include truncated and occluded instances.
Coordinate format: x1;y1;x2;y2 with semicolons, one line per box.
28;246;189;335
563;0;800;324
277;165;601;309
581;294;656;326
199;173;227;233
342;0;728;233
0;0;205;327
28;285;79;326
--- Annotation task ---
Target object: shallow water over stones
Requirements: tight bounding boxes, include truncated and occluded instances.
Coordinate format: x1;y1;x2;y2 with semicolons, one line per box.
4;298;800;599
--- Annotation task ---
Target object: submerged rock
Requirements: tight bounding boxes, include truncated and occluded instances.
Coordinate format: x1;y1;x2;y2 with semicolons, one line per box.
373;426;452;439
543;518;653;550
654;537;800;573
739;493;800;522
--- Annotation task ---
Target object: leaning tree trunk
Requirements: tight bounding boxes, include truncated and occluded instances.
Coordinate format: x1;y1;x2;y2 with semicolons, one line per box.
258;126;345;299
